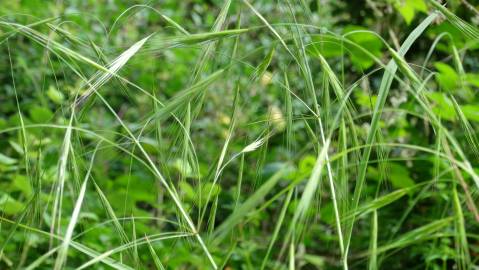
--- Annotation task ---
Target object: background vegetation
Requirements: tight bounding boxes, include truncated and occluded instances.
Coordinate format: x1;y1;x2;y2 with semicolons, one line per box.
1;0;479;269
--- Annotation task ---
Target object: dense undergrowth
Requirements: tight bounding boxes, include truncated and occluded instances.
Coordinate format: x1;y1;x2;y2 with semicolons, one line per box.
1;0;479;269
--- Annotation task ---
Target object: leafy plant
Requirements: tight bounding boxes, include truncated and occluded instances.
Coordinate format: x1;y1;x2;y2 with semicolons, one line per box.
0;0;479;269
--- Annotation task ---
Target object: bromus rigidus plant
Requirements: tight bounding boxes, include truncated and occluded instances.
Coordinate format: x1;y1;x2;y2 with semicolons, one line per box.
1;0;479;269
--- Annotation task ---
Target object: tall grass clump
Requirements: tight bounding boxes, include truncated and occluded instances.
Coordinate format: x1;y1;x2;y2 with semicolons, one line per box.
0;0;479;269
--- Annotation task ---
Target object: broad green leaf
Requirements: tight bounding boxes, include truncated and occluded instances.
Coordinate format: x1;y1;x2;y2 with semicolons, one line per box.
0;153;17;165
298;155;316;175
411;0;427;12
395;0;427;24
396;0;416;24
344;26;384;69
434;62;459;91
425;92;456;120
47;85;65;104
13;175;32;197
29;106;53;123
303;254;326;267
389;163;415;189
8;140;24;155
462;105;479;122
308;35;344;58
171;158;195;178
0;194;25;215
355;90;377;109
465;73;479;87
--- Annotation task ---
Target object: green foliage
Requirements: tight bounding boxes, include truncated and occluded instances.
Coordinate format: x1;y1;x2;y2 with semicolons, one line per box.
1;0;479;269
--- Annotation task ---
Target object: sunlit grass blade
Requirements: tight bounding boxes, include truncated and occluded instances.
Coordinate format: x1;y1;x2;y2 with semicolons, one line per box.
145;235;166;270
92;180;137;264
427;0;479;40
344;13;438;258
74;35;152;107
368;210;378;270
53;142;100;269
146;29;248;51
357;217;453;258
452;186;470;270
260;188;294;270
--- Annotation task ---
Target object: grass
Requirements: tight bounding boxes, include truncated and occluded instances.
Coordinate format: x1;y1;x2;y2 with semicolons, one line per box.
0;0;479;269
